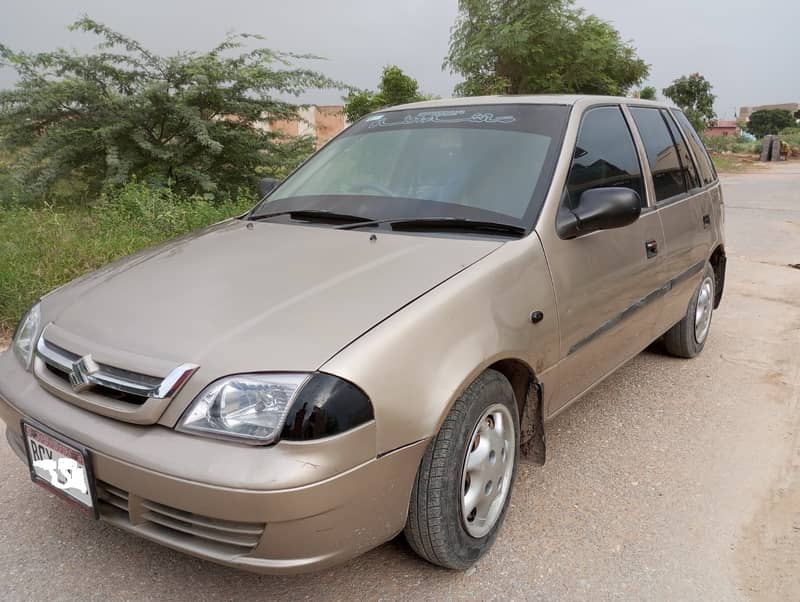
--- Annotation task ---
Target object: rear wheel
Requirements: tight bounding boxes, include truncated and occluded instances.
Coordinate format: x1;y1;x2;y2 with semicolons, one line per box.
664;263;715;358
404;369;519;569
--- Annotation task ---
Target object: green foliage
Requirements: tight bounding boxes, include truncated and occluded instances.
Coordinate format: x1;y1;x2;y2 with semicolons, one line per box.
0;181;254;332
703;134;759;155
778;127;800;154
0;148;17;203
343;91;376;123
344;66;427;122
639;86;657;100
0;17;335;203
747;109;796;138
444;0;649;96
662;73;716;132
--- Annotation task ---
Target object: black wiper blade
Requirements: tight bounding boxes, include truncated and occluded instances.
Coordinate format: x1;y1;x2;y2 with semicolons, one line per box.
340;217;526;237
249;209;374;225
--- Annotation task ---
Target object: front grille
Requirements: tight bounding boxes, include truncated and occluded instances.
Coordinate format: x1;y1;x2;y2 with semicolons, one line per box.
44;363;149;405
33;327;198;412
96;481;265;554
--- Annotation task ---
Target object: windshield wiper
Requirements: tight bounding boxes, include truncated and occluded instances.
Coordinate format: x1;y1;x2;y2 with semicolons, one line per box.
339;217;526;237
248;209;374;225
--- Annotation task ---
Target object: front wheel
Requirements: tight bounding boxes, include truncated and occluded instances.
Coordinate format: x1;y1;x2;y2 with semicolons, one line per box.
404;369;519;569
664;263;716;358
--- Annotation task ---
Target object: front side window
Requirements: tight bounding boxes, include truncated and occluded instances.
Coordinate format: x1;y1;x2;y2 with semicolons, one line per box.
630;107;687;202
565;106;645;209
254;104;570;229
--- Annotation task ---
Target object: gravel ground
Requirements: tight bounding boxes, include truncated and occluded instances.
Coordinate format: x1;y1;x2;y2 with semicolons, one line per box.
1;163;798;601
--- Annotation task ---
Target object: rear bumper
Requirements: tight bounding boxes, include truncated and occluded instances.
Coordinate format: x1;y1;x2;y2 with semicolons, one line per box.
0;352;426;574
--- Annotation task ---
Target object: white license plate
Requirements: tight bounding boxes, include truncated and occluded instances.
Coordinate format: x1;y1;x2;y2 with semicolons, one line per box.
22;421;97;517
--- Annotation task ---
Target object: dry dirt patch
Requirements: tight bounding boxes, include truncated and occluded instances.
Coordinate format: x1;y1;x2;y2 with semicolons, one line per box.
736;425;800;600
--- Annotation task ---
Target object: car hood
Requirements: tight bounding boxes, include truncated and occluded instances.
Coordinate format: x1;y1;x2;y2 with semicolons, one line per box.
43;220;502;376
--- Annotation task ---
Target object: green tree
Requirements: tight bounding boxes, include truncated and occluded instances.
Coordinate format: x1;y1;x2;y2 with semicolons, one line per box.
747;109;796;138
344;65;427;122
0;17;336;201
662;73;716;132
444;0;649;96
639;86;657;100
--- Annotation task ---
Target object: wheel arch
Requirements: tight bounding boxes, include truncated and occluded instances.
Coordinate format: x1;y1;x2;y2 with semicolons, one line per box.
472;357;547;465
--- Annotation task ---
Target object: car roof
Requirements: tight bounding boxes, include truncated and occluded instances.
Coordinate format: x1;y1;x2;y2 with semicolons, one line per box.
386;94;670;112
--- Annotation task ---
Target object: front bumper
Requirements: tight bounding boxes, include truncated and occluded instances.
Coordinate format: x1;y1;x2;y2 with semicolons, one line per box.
0;351;427;574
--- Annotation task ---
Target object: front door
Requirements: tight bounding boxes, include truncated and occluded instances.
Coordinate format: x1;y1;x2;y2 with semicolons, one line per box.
538;105;667;415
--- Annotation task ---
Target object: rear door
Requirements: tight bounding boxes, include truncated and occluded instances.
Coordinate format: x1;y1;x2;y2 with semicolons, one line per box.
540;105;667;415
628;107;715;334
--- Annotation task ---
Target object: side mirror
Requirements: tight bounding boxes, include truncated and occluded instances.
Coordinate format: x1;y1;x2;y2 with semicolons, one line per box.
557;187;642;239
258;178;281;197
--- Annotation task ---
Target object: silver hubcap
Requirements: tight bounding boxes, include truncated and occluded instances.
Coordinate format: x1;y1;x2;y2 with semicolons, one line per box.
460;404;515;538
694;276;714;344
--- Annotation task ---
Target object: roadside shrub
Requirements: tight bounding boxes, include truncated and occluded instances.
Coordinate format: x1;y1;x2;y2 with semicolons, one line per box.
747;109;796;138
703;135;758;154
0;182;254;332
0;18;334;203
779;127;800;152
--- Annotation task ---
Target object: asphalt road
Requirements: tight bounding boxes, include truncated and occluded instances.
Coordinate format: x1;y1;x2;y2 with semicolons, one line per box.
1;163;799;601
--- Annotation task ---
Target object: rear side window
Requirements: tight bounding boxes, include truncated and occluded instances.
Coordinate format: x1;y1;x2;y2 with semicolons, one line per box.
566;106;645;208
671;109;717;185
662;110;700;191
630;107;687;202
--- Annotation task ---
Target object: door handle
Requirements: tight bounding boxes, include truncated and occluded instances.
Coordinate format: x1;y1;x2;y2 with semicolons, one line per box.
702;214;711;229
645;240;658;258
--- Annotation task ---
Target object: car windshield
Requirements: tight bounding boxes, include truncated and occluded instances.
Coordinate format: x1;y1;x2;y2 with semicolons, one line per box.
250;104;569;230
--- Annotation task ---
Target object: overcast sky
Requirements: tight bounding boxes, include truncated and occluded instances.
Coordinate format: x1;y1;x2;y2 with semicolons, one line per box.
1;0;798;118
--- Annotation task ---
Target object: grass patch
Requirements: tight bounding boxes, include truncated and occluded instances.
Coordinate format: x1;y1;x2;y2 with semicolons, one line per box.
711;153;751;173
0;183;254;334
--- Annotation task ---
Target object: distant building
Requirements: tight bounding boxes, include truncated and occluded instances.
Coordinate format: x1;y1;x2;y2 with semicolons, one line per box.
268;105;349;148
738;103;800;125
705;120;740;138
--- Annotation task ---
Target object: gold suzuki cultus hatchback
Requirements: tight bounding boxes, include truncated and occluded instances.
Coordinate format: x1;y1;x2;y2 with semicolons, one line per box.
0;95;725;573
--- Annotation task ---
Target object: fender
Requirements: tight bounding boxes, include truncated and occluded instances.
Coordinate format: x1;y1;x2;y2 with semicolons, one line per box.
322;236;560;455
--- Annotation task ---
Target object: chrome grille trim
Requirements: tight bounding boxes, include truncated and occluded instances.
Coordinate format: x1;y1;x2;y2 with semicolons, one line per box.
36;330;198;401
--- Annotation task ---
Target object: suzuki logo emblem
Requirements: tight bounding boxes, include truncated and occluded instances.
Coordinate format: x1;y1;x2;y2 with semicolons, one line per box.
69;355;100;392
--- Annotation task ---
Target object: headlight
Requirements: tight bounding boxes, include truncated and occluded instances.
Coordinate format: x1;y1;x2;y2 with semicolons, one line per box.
13;302;41;369
178;372;375;445
177;373;310;445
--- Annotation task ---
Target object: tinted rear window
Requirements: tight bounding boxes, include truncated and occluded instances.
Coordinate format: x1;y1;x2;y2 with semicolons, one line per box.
663;110;700;191
671;109;717;185
630;107;687;202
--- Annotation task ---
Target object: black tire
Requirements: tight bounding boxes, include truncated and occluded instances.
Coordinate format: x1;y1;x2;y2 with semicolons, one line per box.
404;369;520;569
664;262;716;358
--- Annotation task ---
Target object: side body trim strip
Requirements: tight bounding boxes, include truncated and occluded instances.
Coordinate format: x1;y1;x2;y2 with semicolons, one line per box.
568;260;704;356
